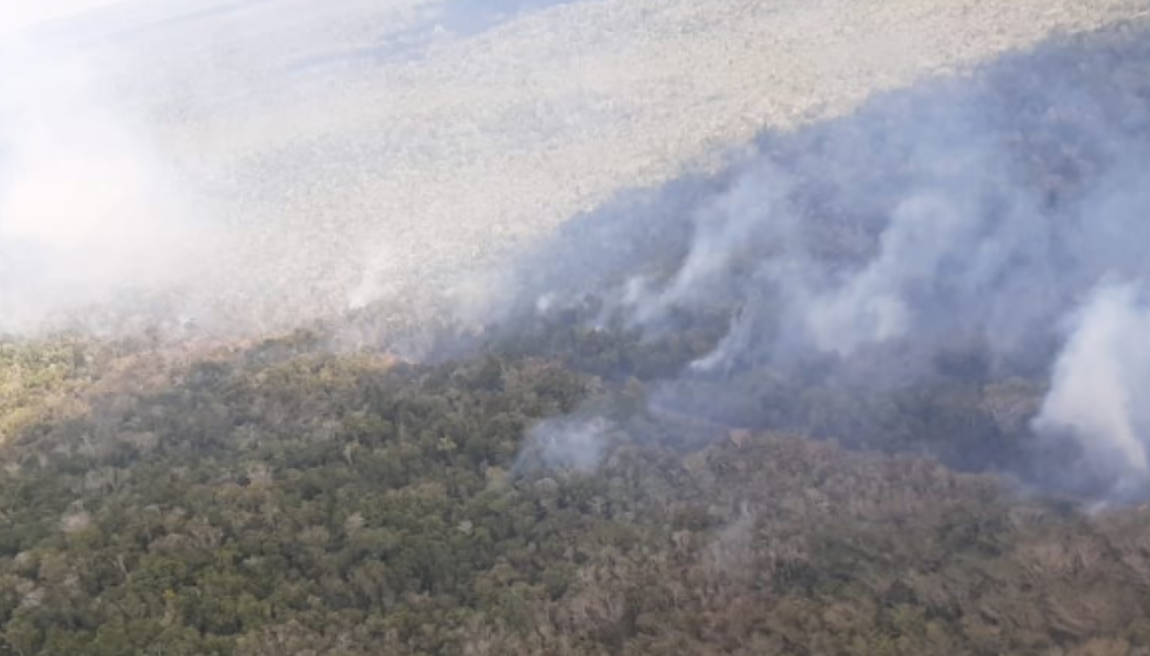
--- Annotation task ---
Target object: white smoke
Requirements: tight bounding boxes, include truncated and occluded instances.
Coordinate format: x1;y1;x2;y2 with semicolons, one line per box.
1033;283;1150;500
0;30;206;334
518;416;612;473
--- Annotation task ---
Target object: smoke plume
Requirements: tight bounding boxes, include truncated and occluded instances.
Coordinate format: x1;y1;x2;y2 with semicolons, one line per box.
1033;283;1150;502
3;2;1149;501
494;20;1150;500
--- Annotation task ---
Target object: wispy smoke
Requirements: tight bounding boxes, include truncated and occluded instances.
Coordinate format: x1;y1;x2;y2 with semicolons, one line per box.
494;21;1150;500
516;416;612;474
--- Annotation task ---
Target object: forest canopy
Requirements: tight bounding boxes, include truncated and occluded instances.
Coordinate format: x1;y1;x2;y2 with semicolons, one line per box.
0;328;1148;656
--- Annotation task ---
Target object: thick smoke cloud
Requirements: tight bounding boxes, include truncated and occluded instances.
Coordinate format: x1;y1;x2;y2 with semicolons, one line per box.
495;20;1150;500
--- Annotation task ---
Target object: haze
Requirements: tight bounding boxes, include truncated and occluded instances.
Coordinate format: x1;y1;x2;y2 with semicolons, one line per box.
0;0;1137;335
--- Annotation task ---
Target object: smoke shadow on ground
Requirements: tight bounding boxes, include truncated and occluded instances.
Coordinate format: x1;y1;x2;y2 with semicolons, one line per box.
484;17;1150;502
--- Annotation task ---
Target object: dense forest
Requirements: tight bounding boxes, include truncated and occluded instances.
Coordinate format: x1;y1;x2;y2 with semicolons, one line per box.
1;328;1148;656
